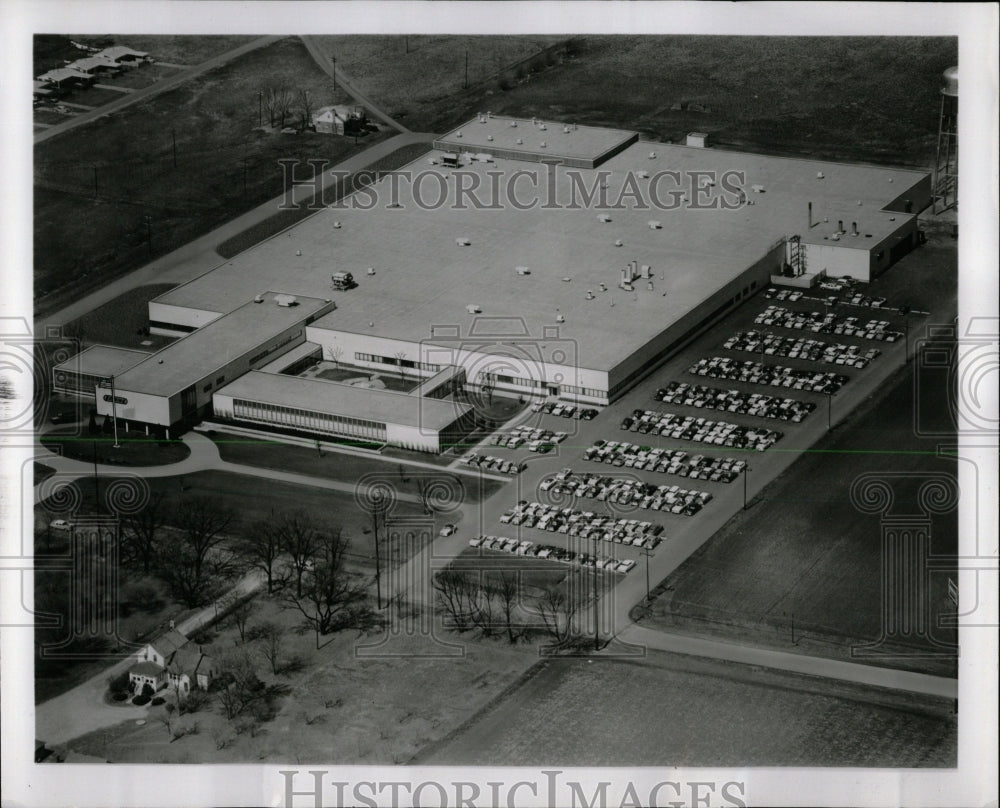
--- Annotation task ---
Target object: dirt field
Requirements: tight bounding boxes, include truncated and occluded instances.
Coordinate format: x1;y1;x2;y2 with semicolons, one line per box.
34;37;387;316
63;594;541;764
403;35;955;166
308;36;566;127
417;650;956;766
635;238;960;677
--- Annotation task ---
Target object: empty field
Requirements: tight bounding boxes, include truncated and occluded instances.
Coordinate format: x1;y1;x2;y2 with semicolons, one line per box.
63;284;177;351
35;37;387;316
410;35;955;166
418;651;956;766
309;35;565;128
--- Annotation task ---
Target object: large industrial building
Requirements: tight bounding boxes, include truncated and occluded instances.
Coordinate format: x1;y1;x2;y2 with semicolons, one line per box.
58;115;931;450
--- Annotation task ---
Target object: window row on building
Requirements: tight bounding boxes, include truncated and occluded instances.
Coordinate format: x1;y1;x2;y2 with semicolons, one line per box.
231;399;387;442
354;352;442;373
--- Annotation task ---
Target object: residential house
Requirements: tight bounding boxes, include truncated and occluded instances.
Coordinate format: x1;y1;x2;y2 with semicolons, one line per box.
37;68;96;89
96;46;152;67
128;628;215;694
68;56;121;77
312;104;366;135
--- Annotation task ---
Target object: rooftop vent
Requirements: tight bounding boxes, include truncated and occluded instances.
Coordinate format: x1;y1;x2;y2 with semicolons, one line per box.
614;239;623;247
816;171;824;179
555;314;565;323
597;213;612;223
751;184;765;193
649;151;657;159
456;131;463;138
253;294;264;303
540;141;547;148
466;304;482;314
366;267;376;275
563;126;570;134
295;249;302;256
648;220;662;229
333;221;342;229
516;266;531;275
516;138;523;145
539;124;547;131
456;237;471;246
586;290;595;299
637;170;649;179
562;276;572;282
510;121;517;127
487;135;493;141
274;294;298;307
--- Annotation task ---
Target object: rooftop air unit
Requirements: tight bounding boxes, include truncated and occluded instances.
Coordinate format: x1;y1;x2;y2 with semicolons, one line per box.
456;237;471;246
597;213;612;223
648;220;662;229
331;272;355;290
253;294;264;303
640;264;652;279
516;138;523;145
274;294;297;307
555;314;565;323
366;266;376;275
614;239;623;247
510;120;517;127
649;151;657;159
466;304;482;314
516;266;531;275
637;170;649;179
333;221;342;229
487;135;494;141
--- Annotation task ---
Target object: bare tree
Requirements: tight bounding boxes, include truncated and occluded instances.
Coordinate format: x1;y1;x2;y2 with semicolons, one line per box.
534;585;581;647
275;510;320;598
160;497;239;608
330;345;344;368
121;491;166;575
267;86;294;129
393;350;407;382
228;596;257;644
237;521;284;594
256;620;283;675
433;569;475;632
215;648;267;720
298;89;315;132
283;530;369;648
493;571;525;644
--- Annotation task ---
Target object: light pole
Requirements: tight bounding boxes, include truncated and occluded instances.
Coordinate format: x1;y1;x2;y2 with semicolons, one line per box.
827;390;836;431
742;463;751;510
642;546;652;602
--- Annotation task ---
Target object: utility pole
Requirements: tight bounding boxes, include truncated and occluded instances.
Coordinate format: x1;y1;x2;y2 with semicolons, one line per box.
593;533;600;651
642;546;652;602
109;375;120;449
372;496;383;609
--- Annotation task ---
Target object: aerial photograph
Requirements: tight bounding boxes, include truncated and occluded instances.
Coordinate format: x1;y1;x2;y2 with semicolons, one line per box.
2;5;997;807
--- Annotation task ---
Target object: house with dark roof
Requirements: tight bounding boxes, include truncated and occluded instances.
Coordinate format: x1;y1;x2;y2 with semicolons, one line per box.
128;628;216;694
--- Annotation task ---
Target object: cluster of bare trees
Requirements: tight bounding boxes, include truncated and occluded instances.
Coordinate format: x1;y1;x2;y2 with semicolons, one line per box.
434;566;588;648
261;87;317;131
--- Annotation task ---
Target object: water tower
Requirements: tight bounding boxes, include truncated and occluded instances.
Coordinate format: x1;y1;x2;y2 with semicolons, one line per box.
933;66;958;213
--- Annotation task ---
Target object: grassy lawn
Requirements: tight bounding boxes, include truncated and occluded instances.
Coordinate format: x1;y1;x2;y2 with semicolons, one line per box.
62;593;542;763
210;435;505;504
71;87;132;106
40;430;191;467
37;470;434;569
76;35;258;66
418;650;956;766
63;284;177;351
313;366;418;392
34;109;69;126
34;37;389;317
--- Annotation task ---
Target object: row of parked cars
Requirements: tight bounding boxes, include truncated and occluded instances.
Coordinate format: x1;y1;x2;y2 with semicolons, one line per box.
500;501;664;550
621;408;782;452
724;331;881;369
689;357;849;394
469;534;636;573
488;423;570;453
542;466;715;515
655;381;816;423
584;440;745;483
763;288;805;302
755;306;902;342
460;453;526;475
529;401;599;420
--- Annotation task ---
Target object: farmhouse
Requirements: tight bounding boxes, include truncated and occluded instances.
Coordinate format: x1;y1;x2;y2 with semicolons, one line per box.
312;104;365;135
128;628;216;694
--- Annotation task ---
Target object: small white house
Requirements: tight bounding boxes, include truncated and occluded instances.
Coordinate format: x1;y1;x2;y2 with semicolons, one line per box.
312;105;365;135
128;628;215;694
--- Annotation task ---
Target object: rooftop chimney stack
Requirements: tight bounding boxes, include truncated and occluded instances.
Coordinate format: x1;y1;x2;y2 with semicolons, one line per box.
851;221;859;237
837;219;844;234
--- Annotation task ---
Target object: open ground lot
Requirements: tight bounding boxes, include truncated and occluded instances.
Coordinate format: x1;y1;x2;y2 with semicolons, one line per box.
63;284;178;351
61;594;540;764
34;37;388;316
417;650;956;766
402;36;956;166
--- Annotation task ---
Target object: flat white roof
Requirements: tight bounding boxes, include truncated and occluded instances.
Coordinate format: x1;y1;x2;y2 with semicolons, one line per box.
216;371;471;431
155;135;928;374
54;345;151;378
117;293;333;397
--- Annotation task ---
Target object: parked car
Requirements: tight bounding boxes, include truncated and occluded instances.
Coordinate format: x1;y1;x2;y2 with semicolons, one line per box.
49;519;73;532
438;524;457;537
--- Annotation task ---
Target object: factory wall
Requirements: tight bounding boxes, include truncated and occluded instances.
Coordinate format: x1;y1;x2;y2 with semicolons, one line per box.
802;242;871;281
884;174;933;215
605;241;784;398
869;216;919;280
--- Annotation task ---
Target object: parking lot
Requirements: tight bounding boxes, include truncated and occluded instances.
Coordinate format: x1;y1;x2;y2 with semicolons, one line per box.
413;277;916;626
